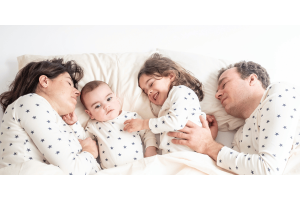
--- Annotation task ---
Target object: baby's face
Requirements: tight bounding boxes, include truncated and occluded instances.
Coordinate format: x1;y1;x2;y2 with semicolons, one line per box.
83;84;121;122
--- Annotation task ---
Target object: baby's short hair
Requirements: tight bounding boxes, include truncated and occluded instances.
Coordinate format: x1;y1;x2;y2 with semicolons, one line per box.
80;80;109;108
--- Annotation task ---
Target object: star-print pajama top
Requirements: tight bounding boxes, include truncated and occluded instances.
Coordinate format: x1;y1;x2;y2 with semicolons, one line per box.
85;111;158;169
0;93;101;175
217;82;300;175
148;85;206;154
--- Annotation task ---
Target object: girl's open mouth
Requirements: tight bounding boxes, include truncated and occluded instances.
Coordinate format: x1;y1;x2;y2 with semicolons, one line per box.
153;92;159;101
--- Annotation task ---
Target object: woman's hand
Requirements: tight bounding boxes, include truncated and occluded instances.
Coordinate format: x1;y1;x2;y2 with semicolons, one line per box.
62;111;77;125
144;146;157;158
124;119;149;133
206;114;218;140
78;138;99;159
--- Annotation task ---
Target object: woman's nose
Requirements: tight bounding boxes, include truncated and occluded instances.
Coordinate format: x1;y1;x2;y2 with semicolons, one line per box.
75;89;80;97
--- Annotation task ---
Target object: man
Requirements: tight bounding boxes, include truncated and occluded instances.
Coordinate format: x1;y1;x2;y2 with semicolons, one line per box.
168;61;300;175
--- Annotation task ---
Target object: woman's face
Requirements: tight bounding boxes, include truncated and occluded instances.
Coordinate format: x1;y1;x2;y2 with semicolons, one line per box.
45;72;80;116
138;73;174;106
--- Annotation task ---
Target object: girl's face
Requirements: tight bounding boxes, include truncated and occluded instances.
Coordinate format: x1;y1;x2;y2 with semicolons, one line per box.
83;84;121;122
138;73;174;106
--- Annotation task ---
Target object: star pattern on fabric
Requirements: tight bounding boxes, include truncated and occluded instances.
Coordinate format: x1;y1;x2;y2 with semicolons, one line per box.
217;83;300;175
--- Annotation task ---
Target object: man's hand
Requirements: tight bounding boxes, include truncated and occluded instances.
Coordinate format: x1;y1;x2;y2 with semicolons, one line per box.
144;146;157;158
123;119;149;133
62;111;77;125
206;115;218;140
168;115;223;161
78;138;98;159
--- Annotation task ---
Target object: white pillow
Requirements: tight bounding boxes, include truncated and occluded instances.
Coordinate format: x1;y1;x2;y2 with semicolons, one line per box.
17;51;158;128
17;50;244;132
156;49;245;131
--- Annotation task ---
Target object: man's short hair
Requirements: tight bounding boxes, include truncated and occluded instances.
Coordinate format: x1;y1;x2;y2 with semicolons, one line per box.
80;80;108;108
217;61;270;90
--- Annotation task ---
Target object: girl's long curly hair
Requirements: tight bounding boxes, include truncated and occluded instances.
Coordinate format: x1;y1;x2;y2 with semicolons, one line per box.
138;53;204;101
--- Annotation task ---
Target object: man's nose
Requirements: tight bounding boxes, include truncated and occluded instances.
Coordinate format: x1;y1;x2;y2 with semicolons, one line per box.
215;90;222;100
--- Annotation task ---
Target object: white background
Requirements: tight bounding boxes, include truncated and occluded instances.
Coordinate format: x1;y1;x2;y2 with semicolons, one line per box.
1;1;300;198
1;25;300;123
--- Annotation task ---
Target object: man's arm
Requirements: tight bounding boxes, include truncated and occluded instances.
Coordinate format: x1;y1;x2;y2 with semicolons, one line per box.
168;115;224;161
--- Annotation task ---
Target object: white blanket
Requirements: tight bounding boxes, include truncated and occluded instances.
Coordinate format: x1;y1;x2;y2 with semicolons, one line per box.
2;146;300;175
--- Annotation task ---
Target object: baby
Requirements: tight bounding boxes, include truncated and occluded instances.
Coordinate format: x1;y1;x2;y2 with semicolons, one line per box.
80;81;158;169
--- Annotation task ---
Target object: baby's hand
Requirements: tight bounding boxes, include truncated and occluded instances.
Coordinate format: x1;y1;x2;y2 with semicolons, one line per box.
124;118;145;133
144;146;157;158
62;111;78;125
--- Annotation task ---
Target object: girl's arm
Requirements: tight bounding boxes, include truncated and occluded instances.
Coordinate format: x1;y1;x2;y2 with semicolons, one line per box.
124;86;191;133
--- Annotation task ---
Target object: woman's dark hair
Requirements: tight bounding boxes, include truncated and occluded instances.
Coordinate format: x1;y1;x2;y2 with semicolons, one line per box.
138;53;204;101
0;58;84;113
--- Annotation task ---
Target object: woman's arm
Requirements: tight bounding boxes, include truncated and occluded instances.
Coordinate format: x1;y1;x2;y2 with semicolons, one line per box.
15;94;98;175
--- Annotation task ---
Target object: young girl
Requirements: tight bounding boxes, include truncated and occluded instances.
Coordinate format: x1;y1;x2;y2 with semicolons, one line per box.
124;53;217;154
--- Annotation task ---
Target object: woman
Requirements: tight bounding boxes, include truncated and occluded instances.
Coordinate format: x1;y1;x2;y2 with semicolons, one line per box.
0;59;100;175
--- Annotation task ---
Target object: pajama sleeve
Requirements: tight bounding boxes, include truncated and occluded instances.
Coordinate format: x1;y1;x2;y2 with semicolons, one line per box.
15;95;97;175
135;114;158;149
69;121;90;140
217;83;300;175
84;121;98;140
149;86;190;133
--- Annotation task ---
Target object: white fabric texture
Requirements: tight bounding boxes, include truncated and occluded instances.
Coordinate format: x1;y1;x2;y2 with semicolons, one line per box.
217;82;300;174
155;49;245;132
0;93;101;175
16;50;244;132
85;111;158;169
149;85;206;154
0;50;294;175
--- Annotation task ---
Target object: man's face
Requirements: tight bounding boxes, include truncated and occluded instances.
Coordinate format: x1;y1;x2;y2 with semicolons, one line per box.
215;68;250;117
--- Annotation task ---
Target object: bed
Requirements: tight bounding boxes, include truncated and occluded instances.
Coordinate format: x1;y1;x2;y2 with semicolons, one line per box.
1;49;299;175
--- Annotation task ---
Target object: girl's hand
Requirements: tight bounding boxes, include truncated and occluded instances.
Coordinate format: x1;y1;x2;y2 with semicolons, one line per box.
123;118;145;133
144;146;157;158
62;111;78;125
206;114;218;140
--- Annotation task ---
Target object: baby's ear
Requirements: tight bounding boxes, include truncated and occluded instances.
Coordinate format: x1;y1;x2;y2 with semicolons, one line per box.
85;109;95;120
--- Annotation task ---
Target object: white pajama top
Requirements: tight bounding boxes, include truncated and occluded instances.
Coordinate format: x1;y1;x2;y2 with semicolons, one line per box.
0;93;101;175
217;82;300;175
85;111;158;169
149;85;206;154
